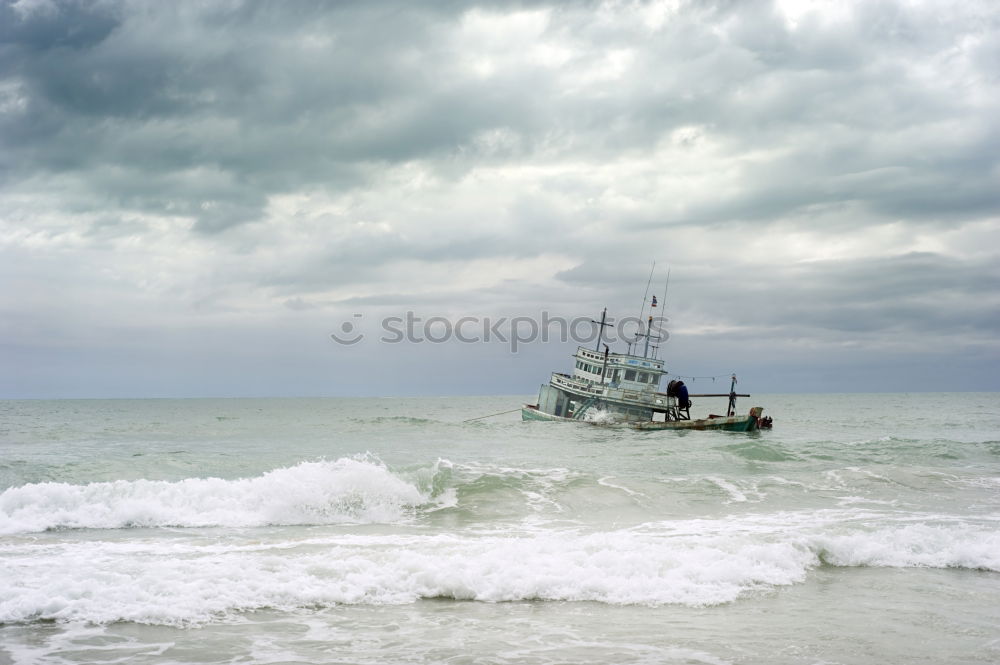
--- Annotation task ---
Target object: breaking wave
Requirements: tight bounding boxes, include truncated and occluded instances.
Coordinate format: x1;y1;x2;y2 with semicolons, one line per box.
0;457;433;534
1;522;996;625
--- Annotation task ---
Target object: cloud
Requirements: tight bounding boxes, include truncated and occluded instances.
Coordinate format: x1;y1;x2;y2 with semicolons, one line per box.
1;0;998;396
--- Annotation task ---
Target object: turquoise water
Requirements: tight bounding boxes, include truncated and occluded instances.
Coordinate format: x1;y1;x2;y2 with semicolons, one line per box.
1;394;999;664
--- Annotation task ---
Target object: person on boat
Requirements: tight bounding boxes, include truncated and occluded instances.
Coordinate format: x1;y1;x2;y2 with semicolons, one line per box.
676;381;690;418
666;379;678;397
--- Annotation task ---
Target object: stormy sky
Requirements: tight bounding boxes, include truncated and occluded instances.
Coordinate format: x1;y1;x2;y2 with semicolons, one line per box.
2;0;998;398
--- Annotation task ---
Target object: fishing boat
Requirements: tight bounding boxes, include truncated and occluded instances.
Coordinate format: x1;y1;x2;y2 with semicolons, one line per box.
521;306;771;432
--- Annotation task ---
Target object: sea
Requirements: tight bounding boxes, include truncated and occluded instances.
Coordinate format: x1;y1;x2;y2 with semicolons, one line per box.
1;393;998;665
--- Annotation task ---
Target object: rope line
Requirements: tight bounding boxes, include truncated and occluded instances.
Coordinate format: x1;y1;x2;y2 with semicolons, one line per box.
463;407;523;422
668;372;736;382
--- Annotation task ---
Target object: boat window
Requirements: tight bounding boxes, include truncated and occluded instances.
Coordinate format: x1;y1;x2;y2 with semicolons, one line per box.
624;370;636;381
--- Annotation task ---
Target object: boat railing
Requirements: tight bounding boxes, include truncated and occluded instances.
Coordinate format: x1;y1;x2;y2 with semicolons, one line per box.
574;345;664;368
551;373;677;408
551;373;605;396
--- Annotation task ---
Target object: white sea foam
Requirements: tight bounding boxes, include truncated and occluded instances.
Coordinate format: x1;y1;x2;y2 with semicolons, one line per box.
445;460;576;484
948;475;1000;490
814;523;1000;570
441;460;580;515
0;458;430;534
597;476;646;498
705;476;751;503
0;530;813;625
835;495;899;507
2;518;996;626
583;409;618;424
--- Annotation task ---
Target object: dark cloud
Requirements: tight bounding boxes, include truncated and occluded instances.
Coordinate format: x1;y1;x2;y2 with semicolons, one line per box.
4;0;996;232
685;251;1000;358
0;0;119;53
0;0;997;396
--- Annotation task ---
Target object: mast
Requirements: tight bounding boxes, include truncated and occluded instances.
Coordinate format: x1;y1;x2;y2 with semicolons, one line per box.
643;315;652;358
591;307;611;352
727;374;737;416
639;314;664;358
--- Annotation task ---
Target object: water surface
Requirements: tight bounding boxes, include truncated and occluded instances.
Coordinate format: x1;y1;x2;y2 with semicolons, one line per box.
1;393;998;663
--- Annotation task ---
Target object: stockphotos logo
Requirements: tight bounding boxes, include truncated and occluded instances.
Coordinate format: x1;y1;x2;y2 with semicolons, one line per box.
330;312;668;352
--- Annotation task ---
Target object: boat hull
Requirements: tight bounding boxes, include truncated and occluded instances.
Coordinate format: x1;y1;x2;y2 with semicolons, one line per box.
522;404;764;432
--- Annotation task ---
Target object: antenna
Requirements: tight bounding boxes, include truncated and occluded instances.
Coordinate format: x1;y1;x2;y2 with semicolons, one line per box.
633;261;656;356
652;267;670;358
662;268;670;312
637;261;656;325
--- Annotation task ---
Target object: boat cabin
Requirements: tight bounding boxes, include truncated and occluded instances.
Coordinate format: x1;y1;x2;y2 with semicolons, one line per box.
571;346;666;392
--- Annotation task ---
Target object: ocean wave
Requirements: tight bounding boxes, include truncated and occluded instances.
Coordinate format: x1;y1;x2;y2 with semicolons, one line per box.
437;461;585;518
2;521;996;626
814;523;1000;570
720;441;798;462
0;531;813;625
0;457;432;534
0;458;626;534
